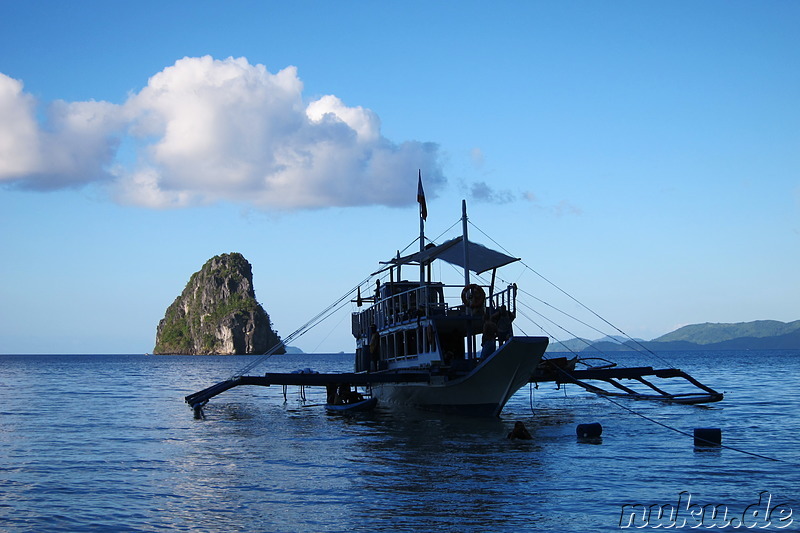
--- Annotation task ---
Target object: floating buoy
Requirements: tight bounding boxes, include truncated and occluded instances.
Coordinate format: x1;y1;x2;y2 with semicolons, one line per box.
694;427;722;446
576;422;603;439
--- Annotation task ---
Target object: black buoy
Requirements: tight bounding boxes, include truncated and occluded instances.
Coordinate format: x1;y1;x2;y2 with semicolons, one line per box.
576;422;603;439
694;427;722;447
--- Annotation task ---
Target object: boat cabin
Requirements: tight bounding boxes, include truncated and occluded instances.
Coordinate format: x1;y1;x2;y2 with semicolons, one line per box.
352;235;520;373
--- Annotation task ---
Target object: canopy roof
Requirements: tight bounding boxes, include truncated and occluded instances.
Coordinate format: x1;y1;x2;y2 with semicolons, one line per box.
383;236;519;275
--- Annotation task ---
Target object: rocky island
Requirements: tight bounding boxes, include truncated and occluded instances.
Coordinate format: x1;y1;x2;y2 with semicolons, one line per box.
153;253;283;355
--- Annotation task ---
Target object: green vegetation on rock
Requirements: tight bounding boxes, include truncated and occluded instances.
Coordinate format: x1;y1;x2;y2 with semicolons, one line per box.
153;252;284;355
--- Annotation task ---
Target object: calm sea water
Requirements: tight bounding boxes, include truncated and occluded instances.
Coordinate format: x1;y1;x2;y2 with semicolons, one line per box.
1;350;798;532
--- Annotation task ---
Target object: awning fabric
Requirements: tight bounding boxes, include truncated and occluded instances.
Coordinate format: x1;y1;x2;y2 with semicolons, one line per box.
385;236;519;274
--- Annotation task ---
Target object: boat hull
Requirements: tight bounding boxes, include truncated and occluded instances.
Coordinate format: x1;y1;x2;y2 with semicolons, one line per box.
372;336;548;417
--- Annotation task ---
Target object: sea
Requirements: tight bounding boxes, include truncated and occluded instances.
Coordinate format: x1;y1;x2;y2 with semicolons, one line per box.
1;350;798;532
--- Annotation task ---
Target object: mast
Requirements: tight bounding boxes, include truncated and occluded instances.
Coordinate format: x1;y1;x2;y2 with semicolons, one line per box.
418;171;426;285
418;172;427;357
419;194;425;285
462;199;475;359
462;200;470;286
419;210;425;354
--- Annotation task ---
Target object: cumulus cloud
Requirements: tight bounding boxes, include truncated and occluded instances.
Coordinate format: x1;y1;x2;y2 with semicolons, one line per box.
0;74;123;189
0;56;445;209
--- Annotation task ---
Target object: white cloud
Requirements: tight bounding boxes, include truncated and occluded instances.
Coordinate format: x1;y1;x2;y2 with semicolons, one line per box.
0;73;122;188
0;74;40;178
1;56;445;209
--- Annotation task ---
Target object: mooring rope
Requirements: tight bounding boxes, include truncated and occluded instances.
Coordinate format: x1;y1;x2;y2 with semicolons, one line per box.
544;363;794;464
602;394;788;463
465;221;800;465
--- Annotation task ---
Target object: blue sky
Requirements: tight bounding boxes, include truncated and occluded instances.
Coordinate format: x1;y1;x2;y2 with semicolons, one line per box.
1;1;798;354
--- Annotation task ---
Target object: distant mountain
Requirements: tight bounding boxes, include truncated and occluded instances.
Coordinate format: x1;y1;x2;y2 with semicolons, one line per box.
652;320;800;344
547;320;800;353
548;336;642;352
547;338;593;352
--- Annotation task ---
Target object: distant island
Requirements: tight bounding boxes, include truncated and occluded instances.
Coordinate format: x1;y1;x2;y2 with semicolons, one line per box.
547;320;800;353
283;346;304;354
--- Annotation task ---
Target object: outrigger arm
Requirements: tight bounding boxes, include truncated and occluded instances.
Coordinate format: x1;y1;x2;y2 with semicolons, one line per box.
530;362;724;405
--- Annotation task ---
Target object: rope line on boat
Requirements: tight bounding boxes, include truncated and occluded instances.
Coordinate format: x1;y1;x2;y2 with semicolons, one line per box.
469;255;642;363
514;295;609;357
513;302;585;360
230;274;373;379
467;221;797;464
543;364;792;465
466;265;596;363
600;394;789;464
516;262;674;367
469;220;674;368
308;306;353;354
519;303;792;465
429;218;462;245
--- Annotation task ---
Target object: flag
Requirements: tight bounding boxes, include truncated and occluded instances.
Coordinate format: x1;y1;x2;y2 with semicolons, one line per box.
417;170;427;221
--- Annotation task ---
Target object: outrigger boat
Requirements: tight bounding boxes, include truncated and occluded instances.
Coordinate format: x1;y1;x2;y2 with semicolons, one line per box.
185;178;722;418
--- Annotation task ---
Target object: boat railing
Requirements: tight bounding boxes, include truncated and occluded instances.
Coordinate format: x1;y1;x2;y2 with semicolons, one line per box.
488;284;517;318
352;282;519;340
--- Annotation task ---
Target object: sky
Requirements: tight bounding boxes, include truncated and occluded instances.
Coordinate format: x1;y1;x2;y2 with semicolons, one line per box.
1;1;798;354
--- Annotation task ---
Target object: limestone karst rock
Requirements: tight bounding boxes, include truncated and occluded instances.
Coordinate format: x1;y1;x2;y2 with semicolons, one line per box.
153;253;283;355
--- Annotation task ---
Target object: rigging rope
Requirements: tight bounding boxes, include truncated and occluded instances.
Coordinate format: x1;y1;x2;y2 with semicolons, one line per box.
229;274;372;379
468;220;675;368
231;217;472;380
